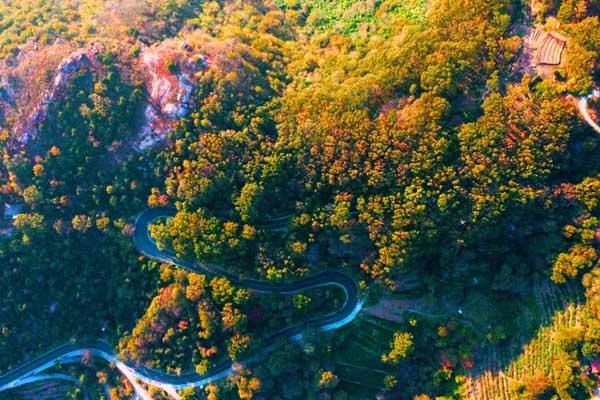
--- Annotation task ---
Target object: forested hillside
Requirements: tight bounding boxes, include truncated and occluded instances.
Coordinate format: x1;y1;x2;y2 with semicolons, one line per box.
1;0;600;399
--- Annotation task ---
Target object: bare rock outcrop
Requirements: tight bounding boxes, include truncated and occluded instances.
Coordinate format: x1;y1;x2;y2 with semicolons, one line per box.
0;43;101;146
0;38;204;153
135;41;206;149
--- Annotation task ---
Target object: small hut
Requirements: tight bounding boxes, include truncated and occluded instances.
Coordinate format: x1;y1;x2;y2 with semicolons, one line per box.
4;203;23;220
529;28;567;66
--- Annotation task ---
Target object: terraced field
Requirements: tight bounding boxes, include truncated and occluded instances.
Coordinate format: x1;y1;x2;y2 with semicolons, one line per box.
465;282;585;400
334;315;398;395
529;28;566;65
13;378;78;400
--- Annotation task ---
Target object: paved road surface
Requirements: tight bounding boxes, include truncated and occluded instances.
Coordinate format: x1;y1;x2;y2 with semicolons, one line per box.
0;208;362;397
578;89;600;134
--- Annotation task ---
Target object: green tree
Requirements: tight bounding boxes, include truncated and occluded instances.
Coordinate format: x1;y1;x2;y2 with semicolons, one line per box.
382;331;414;365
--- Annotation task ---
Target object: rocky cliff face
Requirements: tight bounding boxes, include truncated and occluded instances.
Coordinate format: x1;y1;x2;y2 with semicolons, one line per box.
136;41;205;149
13;45;101;145
0;43;100;148
0;39;204;152
0;41;72;138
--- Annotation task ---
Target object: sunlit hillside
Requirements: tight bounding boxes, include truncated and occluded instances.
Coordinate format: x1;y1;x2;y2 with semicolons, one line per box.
0;0;599;399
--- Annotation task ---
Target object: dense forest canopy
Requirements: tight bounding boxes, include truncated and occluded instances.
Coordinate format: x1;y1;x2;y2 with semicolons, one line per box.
0;0;600;399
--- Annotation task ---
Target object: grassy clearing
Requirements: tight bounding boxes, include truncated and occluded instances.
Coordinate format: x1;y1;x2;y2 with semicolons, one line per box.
276;0;427;34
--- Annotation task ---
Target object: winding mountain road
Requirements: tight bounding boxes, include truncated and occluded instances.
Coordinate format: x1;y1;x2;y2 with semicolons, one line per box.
6;90;597;399
0;208;362;398
578;89;600;134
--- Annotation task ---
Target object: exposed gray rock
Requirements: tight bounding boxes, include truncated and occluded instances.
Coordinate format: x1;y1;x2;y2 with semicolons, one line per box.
136;42;206;150
13;44;101;144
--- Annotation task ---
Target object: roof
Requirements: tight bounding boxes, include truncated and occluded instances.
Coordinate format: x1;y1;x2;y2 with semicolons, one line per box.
4;203;24;219
538;34;566;65
529;28;567;66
